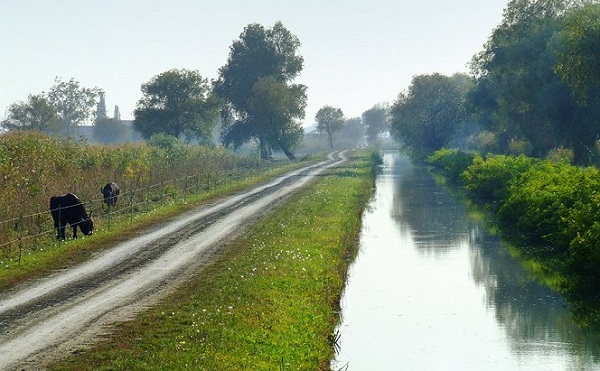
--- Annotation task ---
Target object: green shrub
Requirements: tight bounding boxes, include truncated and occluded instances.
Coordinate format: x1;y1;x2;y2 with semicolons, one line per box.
427;148;475;183
498;162;600;252
461;154;538;204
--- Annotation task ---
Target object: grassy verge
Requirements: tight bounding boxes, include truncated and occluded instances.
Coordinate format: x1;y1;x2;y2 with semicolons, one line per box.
50;150;376;370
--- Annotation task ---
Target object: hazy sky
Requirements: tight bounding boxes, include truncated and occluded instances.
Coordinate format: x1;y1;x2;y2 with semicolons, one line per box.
1;0;508;126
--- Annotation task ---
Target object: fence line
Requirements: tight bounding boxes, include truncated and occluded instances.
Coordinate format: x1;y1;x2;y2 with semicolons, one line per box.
0;162;274;265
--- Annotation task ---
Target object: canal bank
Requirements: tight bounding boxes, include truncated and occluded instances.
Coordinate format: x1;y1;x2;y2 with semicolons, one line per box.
333;151;600;371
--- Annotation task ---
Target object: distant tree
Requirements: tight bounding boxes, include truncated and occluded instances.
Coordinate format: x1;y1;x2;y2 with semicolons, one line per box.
46;77;100;136
0;94;62;134
339;117;366;147
133;69;221;142
390;73;469;161
362;104;388;144
214;21;305;159
93;117;129;144
315;105;345;149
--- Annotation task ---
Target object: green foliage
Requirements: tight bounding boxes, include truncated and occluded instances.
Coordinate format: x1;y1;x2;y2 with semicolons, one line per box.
468;0;600;164
498;162;600;249
547;146;574;164
46;77;100;136
92;117;131;144
214;22;305;159
552;3;600;104
2;77;99;137
247;76;306;159
315;105;345;149
0;94;62;134
390;73;470;162
427;149;475;183
461;154;538;204
362;104;388;145
134;69;220;142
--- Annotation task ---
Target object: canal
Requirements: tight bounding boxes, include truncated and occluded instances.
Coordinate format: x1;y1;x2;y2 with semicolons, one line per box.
332;151;600;370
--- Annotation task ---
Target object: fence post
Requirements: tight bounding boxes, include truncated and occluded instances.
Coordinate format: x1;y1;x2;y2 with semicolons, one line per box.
184;176;188;201
17;215;23;267
129;189;135;224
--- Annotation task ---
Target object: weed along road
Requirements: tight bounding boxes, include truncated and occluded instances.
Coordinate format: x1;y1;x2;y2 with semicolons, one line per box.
0;151;347;370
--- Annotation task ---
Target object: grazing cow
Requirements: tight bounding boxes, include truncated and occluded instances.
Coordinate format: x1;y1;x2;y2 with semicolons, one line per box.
101;182;120;208
49;193;94;240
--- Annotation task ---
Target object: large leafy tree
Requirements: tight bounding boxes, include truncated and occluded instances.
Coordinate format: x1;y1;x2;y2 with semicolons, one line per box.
315;106;345;149
214;22;305;159
46;77;100;136
362;104;388;144
468;0;600;163
134;69;220;142
1;94;62;134
390;73;469;161
552;3;600;103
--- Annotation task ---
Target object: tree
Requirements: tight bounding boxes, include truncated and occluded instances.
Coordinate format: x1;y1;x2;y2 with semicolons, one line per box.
469;0;599;164
93;117;130;144
362;104;388;144
214;21;305;159
390;73;469;161
247;76;306;159
552;3;600;104
1;94;62;133
338;117;366;148
315;106;345;149
46;77;100;136
133;69;220;142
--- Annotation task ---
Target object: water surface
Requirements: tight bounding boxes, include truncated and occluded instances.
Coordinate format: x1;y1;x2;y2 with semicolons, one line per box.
332;152;600;371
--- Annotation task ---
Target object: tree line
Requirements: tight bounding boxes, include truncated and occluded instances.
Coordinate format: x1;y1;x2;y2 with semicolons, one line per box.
389;0;600;166
2;22;390;159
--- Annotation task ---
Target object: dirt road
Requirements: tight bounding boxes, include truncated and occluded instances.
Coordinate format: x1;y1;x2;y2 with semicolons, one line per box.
0;151;347;370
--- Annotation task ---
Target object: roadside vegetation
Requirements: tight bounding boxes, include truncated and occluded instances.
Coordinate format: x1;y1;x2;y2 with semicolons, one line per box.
0;131;318;291
428;149;600;327
49;150;376;370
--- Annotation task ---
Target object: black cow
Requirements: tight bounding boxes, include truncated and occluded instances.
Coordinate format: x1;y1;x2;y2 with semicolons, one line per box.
101;182;120;208
49;193;94;240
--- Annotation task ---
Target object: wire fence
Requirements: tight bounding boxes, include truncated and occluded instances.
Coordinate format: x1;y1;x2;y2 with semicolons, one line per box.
0;163;273;267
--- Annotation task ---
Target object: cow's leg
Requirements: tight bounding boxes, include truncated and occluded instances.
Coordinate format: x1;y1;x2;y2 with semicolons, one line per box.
72;224;78;239
59;223;66;240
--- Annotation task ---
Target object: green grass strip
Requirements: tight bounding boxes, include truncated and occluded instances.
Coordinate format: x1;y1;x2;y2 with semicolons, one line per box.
50;150;376;370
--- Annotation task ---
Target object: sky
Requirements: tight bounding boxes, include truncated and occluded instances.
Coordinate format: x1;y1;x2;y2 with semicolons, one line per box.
0;0;508;126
